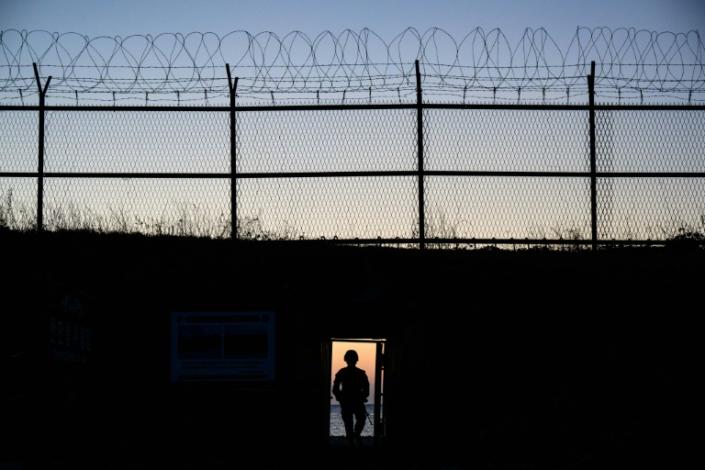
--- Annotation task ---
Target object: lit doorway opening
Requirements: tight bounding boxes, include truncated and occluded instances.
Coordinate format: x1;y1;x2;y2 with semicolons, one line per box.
327;338;386;443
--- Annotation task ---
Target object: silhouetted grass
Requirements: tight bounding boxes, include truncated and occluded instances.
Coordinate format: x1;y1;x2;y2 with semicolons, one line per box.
1;188;703;249
0;189;35;231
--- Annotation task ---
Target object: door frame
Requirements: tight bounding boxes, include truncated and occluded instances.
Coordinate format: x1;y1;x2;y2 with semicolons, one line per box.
326;337;387;441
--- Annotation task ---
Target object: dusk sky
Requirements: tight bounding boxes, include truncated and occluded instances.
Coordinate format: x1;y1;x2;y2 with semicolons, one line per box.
1;0;703;41
2;0;703;106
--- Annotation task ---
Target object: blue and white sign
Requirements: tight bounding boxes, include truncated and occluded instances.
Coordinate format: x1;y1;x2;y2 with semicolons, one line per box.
171;312;275;382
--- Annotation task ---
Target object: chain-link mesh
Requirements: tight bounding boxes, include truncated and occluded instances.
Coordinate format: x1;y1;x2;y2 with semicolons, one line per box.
423;109;591;241
38;110;231;236
0;110;36;172
425;109;589;172
237;109;416;173
45;111;229;173
44;178;230;237
0;110;37;230
596;178;705;240
424;176;590;240
597;177;705;240
597;110;705;173
596;110;705;240
1;105;704;245
235;108;417;239
237;177;417;240
0;177;36;230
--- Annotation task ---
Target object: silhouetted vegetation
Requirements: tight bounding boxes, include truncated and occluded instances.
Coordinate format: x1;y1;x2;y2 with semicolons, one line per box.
2;189;704;250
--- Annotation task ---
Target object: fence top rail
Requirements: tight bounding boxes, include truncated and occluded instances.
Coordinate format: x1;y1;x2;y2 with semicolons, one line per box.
4;171;705;180
2;103;705;112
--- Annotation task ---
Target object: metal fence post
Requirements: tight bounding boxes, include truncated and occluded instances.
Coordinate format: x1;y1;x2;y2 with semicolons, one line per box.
33;63;51;232
415;60;426;249
226;64;239;240
588;61;597;250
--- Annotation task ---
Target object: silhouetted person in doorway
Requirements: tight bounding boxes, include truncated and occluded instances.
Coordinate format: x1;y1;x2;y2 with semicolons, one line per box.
333;349;370;446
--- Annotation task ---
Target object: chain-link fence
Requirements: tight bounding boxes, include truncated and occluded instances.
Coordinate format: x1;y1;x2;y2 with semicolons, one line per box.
1;77;704;247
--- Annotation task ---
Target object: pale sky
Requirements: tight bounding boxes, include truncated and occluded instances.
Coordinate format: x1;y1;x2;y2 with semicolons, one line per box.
1;0;703;40
2;0;703;106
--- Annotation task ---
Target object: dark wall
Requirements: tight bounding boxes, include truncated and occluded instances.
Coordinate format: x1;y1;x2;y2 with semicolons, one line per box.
1;230;700;468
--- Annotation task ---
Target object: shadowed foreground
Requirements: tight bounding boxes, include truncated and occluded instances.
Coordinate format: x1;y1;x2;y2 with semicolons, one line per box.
0;230;700;469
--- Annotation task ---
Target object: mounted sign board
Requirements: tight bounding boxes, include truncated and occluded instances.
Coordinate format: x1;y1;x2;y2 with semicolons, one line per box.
171;312;275;382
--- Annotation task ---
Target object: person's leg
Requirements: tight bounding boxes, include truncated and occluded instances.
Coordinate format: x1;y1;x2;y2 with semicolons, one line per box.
341;405;354;440
353;402;367;438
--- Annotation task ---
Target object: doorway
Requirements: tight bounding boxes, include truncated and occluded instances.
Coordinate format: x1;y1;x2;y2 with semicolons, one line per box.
326;338;386;443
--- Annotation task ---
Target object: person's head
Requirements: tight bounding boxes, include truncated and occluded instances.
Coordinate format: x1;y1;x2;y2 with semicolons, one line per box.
344;349;358;366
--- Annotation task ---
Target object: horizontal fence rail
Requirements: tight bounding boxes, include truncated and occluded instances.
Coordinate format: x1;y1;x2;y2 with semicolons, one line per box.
1;61;705;247
3;104;705;111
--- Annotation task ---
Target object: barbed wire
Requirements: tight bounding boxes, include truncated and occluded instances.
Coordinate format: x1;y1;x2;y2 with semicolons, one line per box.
1;27;703;103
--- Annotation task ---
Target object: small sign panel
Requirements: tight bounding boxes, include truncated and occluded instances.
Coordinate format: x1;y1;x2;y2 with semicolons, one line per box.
171;312;275;382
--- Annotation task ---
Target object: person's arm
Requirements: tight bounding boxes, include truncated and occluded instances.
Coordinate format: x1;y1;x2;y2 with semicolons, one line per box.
362;371;370;402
